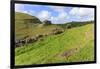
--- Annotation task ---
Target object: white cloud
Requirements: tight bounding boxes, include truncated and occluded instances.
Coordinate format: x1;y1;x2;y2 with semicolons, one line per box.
48;6;71;24
37;10;51;21
69;8;79;15
49;6;66;12
69;7;94;21
58;12;68;19
50;11;69;24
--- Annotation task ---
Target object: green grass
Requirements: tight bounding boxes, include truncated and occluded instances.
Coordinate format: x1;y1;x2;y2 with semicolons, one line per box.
15;23;94;65
15;12;42;40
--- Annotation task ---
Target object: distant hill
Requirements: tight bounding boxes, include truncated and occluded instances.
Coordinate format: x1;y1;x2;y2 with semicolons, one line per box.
57;21;94;29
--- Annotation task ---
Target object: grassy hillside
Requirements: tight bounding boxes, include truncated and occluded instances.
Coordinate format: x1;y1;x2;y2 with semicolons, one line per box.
15;23;94;65
15;12;42;40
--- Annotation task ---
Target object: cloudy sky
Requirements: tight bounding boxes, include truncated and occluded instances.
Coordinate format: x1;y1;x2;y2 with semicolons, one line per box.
15;4;94;24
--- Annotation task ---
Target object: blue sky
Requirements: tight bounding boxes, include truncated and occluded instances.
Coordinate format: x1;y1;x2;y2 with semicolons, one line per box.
15;4;94;24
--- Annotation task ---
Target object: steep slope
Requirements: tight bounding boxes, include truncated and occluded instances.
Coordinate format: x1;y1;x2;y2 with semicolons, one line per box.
15;23;94;65
15;12;42;40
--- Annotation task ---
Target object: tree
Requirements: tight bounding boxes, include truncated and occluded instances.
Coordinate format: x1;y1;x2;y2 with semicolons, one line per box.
43;20;52;25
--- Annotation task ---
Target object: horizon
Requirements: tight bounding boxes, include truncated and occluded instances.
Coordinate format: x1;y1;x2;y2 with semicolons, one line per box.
15;11;94;24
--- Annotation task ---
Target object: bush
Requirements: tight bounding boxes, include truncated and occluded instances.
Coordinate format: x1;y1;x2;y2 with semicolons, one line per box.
66;24;72;29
